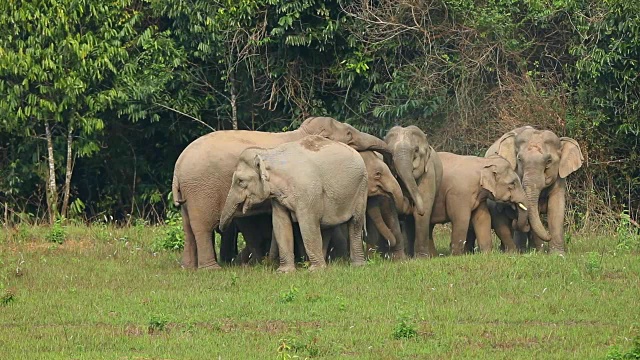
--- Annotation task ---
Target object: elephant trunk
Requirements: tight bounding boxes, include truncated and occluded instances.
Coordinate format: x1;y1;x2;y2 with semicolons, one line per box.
353;133;390;156
368;202;397;247
383;174;406;212
523;176;551;242
515;205;530;232
512;187;530;231
219;192;243;231
393;149;425;216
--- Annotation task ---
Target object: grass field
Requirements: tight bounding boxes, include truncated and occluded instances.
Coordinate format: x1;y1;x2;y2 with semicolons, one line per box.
1;223;639;359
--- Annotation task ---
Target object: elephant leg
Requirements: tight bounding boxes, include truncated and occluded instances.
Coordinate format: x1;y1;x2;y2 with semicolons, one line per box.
414;175;438;258
218;221;238;264
347;214;366;266
365;214;380;259
546;180;567;254
385;206;407;260
492;210;517;253
402;216;416;257
513;231;530;252
330;225;350;260
297;219;326;271
235;217;268;264
414;210;436;257
465;227;476;253
185;207;220;269
180;206;197;269
322;227;333;261
472;204;493;253
450;212;472;255
268;229;279;263
271;201;295;273
293;224;308;262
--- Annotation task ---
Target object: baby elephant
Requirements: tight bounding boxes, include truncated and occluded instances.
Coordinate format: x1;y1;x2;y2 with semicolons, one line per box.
430;153;528;255
219;135;368;272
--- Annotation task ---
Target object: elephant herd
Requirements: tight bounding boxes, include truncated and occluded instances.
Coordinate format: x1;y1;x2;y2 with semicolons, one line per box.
172;117;583;272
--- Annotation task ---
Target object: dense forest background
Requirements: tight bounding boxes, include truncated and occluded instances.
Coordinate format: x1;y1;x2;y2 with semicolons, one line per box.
0;0;638;229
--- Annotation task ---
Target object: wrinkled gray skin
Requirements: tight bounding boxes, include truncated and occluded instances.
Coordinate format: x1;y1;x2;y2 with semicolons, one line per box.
267;150;406;263
465;199;530;253
384;126;443;257
430;153;529;255
364;196;405;259
172;116;389;269
219;136;368;272
484;126;583;253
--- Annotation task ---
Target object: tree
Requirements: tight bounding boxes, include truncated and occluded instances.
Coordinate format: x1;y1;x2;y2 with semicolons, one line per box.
0;0;177;222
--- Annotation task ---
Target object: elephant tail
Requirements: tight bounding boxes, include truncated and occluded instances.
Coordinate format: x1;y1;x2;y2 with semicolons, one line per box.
172;175;186;207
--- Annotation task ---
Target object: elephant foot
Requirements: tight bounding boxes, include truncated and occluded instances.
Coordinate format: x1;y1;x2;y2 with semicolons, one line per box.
181;262;198;270
414;251;435;258
198;262;222;270
276;265;296;273
350;260;366;267
391;251;407;261
550;248;566;256
308;264;327;272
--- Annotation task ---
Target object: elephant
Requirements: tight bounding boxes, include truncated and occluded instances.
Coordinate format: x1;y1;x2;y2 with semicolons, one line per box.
485;126;583;253
364;196;406;259
429;153;529;255
464;199;531;253
172;116;389;269
219;135;368;272
384;126;443;257
266;150;406;263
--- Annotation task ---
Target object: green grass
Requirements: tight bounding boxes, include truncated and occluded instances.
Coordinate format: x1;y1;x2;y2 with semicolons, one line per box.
0;223;639;359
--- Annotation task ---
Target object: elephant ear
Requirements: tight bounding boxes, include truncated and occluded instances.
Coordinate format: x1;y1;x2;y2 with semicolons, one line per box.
254;154;270;182
559;137;583;178
490;131;517;170
480;164;498;195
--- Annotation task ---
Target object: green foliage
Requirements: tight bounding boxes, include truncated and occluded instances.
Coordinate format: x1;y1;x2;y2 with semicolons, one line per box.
392;313;418;340
607;338;640;360
152;210;184;251
45;219;66;244
615;211;640;252
0;288;14;307
280;285;299;303
585;252;603;277
0;0;637;227
148;314;169;334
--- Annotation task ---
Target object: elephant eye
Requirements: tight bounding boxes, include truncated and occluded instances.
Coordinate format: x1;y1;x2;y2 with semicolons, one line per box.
237;179;246;188
374;171;382;179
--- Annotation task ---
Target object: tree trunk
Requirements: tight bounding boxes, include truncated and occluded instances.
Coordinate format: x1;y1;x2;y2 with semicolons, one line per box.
44;120;58;224
61;126;74;219
230;71;238;130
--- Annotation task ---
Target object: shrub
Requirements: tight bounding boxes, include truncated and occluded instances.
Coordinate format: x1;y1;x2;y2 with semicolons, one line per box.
152;210;184;251
45;219;66;244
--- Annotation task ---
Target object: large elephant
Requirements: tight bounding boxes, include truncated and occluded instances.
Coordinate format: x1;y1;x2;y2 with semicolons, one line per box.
485;126;583;253
219;136;368;272
172;116;389;269
384;126;443;257
430;153;529;255
267;150;406;263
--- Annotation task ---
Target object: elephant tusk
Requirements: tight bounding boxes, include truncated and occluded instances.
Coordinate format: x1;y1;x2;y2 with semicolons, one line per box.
518;203;528;211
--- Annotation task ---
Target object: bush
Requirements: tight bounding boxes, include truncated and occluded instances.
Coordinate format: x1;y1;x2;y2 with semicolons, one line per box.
45;219;66;244
152;210;184;251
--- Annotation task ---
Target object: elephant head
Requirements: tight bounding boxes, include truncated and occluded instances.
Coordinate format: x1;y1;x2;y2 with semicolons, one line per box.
220;148;271;230
481;155;529;231
299;117;390;155
359;151;405;207
491;127;583;241
384;125;430;216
